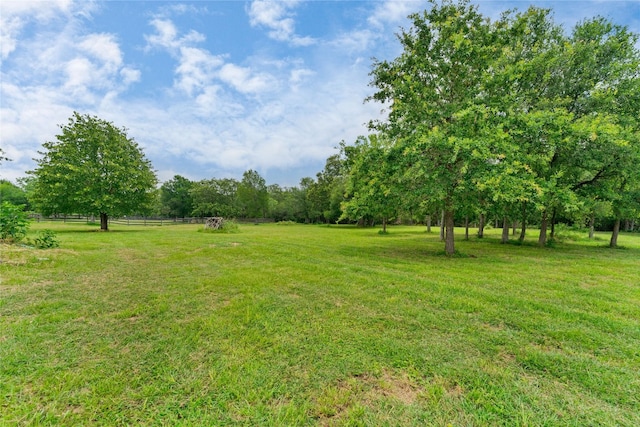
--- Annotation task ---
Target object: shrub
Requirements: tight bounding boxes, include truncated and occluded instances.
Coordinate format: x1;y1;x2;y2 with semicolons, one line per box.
33;229;60;249
0;201;29;243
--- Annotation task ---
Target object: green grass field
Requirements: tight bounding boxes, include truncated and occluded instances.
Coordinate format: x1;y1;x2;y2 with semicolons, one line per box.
1;222;639;426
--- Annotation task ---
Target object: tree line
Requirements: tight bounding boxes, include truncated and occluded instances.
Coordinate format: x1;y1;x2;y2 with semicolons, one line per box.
155;170;336;224
341;0;640;254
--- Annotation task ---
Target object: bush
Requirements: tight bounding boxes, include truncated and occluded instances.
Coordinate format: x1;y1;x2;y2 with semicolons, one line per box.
0;201;29;242
552;224;590;242
33;229;60;249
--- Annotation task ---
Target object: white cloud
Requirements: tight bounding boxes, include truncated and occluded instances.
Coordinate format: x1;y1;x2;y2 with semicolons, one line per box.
0;0;77;59
247;0;315;46
329;29;378;54
78;33;123;67
326;1;425;58
219;63;275;94
146;18;224;96
0;15;23;59
145;18;206;52
145;18;179;49
145;17;278;97
289;68;314;89
57;32;139;103
368;0;425;29
120;67;141;85
175;46;224;95
64;57;93;87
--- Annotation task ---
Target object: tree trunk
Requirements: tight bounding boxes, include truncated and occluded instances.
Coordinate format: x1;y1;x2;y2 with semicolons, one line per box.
512;220;517;236
610;218;620;248
100;212;109;231
477;213;485;238
440;210;445;242
464;216;469;240
588;213;595;239
501;216;509;244
444;209;455;256
382;217;387;233
519;221;527;243
549;209;557;240
426;215;432;233
538;210;548;247
519;202;527;243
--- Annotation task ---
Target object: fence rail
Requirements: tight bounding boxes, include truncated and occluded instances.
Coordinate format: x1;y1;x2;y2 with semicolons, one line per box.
110;217;207;226
29;215;273;226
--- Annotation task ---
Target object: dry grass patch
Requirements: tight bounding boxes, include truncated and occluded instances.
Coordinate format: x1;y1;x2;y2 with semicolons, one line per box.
313;370;422;423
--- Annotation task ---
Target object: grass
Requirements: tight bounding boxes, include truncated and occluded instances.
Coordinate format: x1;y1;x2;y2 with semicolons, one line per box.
1;222;639;426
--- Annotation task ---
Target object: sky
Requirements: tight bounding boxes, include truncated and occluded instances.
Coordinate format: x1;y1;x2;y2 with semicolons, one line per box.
1;0;639;187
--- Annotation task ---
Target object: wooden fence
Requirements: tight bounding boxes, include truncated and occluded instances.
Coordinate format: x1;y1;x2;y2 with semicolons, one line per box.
30;215;273;226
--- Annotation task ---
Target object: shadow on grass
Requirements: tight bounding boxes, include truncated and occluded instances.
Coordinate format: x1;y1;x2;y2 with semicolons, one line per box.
339;231;639;264
337;241;475;262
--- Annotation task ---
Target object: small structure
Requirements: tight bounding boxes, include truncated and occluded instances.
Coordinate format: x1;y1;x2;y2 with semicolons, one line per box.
204;217;225;230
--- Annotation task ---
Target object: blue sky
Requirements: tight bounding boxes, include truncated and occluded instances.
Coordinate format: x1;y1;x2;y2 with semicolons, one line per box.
1;1;639;187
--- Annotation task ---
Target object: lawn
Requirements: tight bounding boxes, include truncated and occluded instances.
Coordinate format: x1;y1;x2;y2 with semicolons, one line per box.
1;222;639;426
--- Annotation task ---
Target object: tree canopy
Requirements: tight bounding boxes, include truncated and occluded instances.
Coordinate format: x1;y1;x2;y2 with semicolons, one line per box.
29;112;157;231
362;0;640;254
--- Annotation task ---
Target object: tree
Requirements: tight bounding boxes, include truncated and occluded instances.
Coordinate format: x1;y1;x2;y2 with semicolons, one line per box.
29;112;157;231
237;169;269;219
565;19;640;247
267;184;308;222
297;177;315;223
520;16;640;246
341;135;401;232
368;0;500;255
160;175;194;218
190;178;239;218
0;180;28;207
306;155;347;223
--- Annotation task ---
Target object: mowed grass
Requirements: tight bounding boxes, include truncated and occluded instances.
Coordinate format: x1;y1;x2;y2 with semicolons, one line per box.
1;222;639;426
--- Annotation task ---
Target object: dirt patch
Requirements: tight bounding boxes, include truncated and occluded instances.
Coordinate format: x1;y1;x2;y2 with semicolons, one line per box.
376;370;420;404
313;369;422;424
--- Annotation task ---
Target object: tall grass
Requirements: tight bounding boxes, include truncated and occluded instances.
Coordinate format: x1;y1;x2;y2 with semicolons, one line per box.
1;222;639;425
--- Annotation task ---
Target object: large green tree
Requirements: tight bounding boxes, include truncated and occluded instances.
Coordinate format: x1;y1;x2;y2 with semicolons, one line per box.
237;169;269;219
363;2;639;253
29;112;157;231
341;135;402;232
160;175;194;218
190;178;240;218
0;180;28;207
368;0;500;255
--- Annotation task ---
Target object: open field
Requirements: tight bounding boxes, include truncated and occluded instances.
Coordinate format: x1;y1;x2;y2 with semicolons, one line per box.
1;222;639;426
